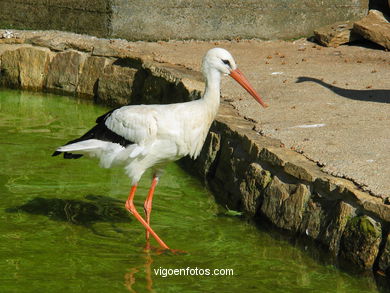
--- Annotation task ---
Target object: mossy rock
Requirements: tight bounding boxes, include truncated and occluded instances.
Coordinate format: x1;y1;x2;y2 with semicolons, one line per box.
340;215;382;269
351;216;381;237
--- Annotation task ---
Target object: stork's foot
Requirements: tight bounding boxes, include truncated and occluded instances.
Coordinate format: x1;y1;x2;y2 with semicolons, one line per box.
163;248;188;256
144;245;188;256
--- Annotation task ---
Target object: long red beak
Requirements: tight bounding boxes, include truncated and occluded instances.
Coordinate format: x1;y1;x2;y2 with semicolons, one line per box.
229;69;268;108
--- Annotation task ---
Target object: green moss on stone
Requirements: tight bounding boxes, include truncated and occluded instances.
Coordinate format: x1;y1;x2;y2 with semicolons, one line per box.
349;215;381;238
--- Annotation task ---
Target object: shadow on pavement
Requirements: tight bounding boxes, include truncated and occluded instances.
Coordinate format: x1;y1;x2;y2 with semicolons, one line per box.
296;76;390;104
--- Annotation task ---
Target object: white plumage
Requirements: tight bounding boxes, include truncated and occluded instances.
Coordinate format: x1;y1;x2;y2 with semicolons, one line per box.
53;48;268;250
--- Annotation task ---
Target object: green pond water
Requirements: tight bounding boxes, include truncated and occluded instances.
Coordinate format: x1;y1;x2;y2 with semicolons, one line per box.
0;89;387;293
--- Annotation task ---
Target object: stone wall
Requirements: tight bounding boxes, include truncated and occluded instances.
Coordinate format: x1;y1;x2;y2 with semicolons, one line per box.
0;0;368;40
0;0;111;37
0;30;389;277
110;0;369;40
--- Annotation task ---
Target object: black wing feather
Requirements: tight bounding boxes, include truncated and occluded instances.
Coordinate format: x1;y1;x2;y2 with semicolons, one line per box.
52;107;133;159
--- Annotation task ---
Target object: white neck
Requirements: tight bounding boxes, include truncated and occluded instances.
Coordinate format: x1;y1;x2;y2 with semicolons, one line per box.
202;68;221;119
186;67;222;159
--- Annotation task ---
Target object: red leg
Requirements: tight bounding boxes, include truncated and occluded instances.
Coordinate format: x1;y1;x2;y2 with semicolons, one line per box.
144;176;158;242
125;184;169;250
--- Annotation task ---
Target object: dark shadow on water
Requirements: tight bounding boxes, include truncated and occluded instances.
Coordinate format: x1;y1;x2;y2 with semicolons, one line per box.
296;77;390;104
6;195;131;236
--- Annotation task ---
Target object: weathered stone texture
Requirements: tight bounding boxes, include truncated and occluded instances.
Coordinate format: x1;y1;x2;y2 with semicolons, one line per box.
340;215;382;269
278;184;311;231
378;233;390;274
212;137;242;207
141;74;190;105
258;171;312;231
0;0;111;37
97;63;139;106
259;147;286;167
18;47;51;90
77;56;110;98
353;10;390;50
45;50;85;94
0;0;368;41
300;197;328;240
240;162;272;216
193;130;221;180
314;177;348;201
0;46;51;89
284;161;317;182
0;49;20;88
323;201;355;255
314;21;362;47
261;176;290;228
111;0;368;41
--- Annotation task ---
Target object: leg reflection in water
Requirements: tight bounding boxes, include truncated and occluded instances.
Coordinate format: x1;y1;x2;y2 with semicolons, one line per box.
124;242;154;293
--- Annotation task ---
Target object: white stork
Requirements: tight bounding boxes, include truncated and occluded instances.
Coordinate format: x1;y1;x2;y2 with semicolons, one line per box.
53;48;268;250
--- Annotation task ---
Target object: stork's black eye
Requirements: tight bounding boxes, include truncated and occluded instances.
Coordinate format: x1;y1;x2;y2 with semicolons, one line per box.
222;59;231;67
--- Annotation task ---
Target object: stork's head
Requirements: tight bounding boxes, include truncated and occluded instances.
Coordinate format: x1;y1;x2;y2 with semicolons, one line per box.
202;48;237;75
202;48;268;108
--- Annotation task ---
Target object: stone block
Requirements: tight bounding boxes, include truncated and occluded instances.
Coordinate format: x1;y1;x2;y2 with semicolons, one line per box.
77;56;110;98
92;41;136;59
353;10;390;50
212;136;257;209
300;197;327;240
214;139;236;187
141;75;172;104
284;161;317;182
27;36;67;52
0;46;50;90
240;162;272;216
141;68;190;104
194;131;221;179
314;21;362;47
261;176;290;225
259;147;286;167
0;49;20;88
45;50;85;94
378;232;390;274
340;215;382;269
278;184;311;231
97;63;139;105
18;47;51;90
323;201;355;255
0;38;25;45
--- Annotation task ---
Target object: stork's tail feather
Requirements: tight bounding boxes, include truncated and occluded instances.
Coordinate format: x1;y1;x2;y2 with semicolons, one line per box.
53;139;108;159
52;115;134;161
